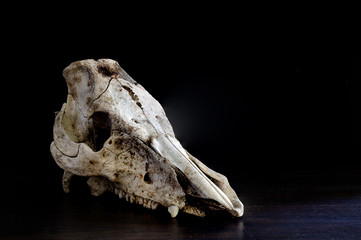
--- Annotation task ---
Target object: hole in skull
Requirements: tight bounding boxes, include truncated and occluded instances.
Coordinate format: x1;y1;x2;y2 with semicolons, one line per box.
132;118;139;124
143;172;152;184
91;112;112;151
98;66;117;77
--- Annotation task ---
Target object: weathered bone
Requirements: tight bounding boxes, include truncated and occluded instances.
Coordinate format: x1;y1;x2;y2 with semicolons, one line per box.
50;59;244;218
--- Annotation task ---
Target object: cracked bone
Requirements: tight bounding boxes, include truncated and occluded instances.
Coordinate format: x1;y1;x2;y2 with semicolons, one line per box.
50;59;244;218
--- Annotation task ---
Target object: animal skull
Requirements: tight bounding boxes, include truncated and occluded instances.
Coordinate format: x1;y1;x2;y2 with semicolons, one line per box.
50;59;244;218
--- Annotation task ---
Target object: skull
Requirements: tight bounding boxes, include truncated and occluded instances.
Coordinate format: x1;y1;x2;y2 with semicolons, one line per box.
50;59;243;218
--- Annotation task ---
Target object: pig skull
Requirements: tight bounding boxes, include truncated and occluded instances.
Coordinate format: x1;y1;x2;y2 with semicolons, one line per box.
50;59;243;218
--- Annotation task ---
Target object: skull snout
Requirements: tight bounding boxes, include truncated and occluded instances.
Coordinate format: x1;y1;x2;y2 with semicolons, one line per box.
150;135;243;217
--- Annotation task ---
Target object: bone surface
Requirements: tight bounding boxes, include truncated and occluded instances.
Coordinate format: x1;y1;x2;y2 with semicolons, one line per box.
50;59;244;218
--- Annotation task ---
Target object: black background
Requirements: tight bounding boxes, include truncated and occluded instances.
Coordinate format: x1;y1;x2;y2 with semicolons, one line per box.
2;3;361;239
5;5;360;177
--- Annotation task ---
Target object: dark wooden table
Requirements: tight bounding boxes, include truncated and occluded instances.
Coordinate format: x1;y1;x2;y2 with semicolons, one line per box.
2;174;361;240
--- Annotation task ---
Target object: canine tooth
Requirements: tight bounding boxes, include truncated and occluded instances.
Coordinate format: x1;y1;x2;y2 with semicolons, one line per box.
146;200;152;209
125;194;130;201
114;188;119;195
168;206;179;218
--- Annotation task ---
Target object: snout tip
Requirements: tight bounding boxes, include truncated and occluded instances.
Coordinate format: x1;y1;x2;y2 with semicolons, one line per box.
234;206;244;217
224;198;244;217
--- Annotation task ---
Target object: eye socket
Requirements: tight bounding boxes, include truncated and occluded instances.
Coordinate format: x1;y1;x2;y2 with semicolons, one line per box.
98;65;117;77
91;112;112;151
143;172;152;184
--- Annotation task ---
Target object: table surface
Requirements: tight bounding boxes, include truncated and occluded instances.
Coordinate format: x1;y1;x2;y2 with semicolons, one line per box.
2;174;361;240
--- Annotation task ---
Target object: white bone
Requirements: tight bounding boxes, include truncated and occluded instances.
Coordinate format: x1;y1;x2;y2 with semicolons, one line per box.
50;59;244;217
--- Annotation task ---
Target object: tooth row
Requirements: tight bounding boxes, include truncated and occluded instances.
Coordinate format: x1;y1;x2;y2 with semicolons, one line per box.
114;188;158;210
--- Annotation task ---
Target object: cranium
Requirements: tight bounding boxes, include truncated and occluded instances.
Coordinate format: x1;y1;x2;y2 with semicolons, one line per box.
50;59;243;218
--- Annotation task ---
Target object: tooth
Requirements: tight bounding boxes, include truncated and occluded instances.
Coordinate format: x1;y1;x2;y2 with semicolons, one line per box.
125;194;130;202
118;191;124;199
151;202;158;210
114;188;119;195
146;200;152;209
136;196;143;205
143;199;148;208
168;206;179;218
130;195;135;203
